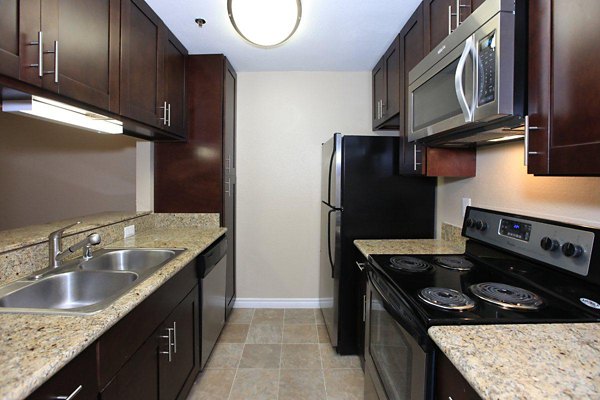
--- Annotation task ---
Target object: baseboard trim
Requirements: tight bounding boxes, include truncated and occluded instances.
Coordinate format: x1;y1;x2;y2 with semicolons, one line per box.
233;298;321;309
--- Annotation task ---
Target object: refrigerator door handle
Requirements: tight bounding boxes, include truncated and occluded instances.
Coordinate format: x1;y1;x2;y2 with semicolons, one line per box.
327;145;336;205
327;208;339;278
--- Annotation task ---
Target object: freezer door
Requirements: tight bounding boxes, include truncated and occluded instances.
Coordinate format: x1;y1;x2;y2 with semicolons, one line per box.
319;202;341;346
321;133;342;207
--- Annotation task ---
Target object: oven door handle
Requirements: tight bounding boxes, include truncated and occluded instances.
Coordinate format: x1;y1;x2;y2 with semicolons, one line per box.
455;35;476;123
367;270;431;346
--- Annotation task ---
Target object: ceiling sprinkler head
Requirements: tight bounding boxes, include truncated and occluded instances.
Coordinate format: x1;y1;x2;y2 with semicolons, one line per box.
195;18;206;28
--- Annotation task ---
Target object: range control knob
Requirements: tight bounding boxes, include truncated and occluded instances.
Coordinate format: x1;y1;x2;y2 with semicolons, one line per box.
475;220;488;231
465;218;475;228
562;243;584;258
540;237;559;251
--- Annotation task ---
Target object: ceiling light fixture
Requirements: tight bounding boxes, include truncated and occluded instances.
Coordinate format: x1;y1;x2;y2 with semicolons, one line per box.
2;95;123;134
227;0;302;48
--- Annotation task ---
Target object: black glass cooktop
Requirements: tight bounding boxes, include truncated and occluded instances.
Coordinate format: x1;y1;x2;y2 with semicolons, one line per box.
368;245;600;327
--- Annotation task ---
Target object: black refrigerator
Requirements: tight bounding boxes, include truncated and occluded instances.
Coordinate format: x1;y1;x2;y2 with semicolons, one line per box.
319;133;436;355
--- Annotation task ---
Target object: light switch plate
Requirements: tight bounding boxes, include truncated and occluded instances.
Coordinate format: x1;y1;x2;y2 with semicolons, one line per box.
462;198;471;217
124;225;135;238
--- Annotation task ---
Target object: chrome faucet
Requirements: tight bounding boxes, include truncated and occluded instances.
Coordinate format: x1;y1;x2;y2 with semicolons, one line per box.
48;222;102;267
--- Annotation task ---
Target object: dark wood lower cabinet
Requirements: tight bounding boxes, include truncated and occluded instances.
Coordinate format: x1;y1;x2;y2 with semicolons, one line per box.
435;350;482;400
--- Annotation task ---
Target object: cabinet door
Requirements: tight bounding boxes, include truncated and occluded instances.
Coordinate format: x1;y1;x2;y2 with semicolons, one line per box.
223;61;237;317
120;0;164;127
29;344;98;400
423;0;454;52
399;4;426;175
372;58;385;128
158;286;200;400
39;0;119;111
0;0;20;79
18;0;43;86
527;0;600;175
435;351;482;400
164;31;186;136
101;335;159;400
382;37;400;123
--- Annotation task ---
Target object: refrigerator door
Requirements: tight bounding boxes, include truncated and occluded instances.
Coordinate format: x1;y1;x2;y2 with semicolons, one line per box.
319;201;341;346
321;133;342;208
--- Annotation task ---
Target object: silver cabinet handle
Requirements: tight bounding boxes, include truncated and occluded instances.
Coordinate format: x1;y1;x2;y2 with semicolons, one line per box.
225;155;231;173
172;321;177;353
167;103;171;127
43;41;59;83
413;145;422;171
56;385;83;400
160;101;168;125
355;261;368;271
225;178;231;196
29;31;44;77
159;327;174;362
524;115;541;166
381;101;386;117
448;5;454;35
456;0;471;28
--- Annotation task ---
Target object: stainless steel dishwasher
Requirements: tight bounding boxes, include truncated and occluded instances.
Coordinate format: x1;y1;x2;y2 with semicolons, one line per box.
198;236;227;369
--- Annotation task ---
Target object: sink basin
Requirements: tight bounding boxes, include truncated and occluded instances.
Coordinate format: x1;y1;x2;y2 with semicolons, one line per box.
0;271;137;311
0;247;185;315
81;249;181;273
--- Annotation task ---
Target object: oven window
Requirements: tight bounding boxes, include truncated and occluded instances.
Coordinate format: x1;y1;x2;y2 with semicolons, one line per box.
412;55;473;132
369;289;413;400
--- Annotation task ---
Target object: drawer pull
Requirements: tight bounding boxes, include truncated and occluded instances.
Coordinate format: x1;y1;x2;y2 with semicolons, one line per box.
56;384;83;400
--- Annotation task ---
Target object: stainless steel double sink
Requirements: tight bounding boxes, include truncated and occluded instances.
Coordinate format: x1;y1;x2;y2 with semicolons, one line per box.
0;248;184;315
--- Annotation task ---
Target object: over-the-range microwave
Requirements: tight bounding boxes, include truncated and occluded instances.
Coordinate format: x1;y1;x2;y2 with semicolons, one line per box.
408;0;527;147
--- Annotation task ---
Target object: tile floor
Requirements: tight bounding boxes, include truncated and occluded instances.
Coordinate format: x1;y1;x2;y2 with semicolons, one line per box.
186;308;364;400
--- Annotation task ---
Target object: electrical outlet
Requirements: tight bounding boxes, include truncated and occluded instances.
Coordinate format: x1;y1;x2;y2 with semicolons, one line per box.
462;198;471;217
124;225;135;238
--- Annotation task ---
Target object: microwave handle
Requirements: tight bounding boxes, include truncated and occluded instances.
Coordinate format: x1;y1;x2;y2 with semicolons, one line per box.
454;36;476;123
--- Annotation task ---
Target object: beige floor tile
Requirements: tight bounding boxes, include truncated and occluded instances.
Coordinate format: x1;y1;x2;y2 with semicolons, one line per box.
229;369;279;400
246;323;283;344
281;344;322;369
279;369;327;400
319;343;361;369
239;344;282;368
218;324;249;343
284;308;316;324
252;309;284;325
186;369;236;400
324;369;364;400
315;309;326;325
228;308;255;324
283;324;318;343
317;325;331;344
205;343;244;369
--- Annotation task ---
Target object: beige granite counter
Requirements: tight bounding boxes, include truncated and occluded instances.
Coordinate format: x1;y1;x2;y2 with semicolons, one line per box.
0;225;226;400
429;324;600;400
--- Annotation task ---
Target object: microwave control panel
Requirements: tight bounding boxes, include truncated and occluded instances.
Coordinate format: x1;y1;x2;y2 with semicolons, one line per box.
478;31;496;106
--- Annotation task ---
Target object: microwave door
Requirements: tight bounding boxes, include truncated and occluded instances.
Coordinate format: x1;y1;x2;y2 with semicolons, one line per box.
408;39;476;142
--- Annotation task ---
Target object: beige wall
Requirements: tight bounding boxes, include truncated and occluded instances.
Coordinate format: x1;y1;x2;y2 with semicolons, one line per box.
0;112;137;230
236;71;379;301
436;141;600;236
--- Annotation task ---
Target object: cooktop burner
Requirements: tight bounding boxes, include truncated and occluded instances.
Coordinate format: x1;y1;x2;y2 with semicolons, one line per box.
418;287;476;311
389;256;433;273
469;282;544;311
434;256;474;271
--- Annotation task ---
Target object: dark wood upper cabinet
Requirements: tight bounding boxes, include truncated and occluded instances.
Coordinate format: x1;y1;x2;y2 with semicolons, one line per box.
372;36;400;130
0;0;20;79
120;0;164;128
15;0;119;111
527;0;600;175
424;0;484;52
163;31;187;136
397;3;476;177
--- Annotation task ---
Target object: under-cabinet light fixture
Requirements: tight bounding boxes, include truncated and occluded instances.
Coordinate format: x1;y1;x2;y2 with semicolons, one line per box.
2;96;123;134
227;0;302;48
487;134;524;143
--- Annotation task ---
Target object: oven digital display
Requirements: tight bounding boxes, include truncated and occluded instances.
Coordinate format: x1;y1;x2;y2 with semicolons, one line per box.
499;219;531;241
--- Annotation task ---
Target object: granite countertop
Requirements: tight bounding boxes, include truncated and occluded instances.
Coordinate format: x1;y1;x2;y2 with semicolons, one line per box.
0;226;226;400
354;238;464;258
429;324;600;399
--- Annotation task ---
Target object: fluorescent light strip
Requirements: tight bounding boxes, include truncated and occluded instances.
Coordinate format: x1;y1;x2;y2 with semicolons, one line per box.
2;96;123;134
487;134;524;143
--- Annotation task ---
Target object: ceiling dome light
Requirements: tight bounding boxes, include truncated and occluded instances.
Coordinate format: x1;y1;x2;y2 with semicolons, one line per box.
228;0;302;48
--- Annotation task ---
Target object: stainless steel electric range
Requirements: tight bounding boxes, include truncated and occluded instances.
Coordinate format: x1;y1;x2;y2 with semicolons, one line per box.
364;207;600;400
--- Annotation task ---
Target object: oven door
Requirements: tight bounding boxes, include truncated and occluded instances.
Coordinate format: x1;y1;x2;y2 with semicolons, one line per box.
365;270;433;400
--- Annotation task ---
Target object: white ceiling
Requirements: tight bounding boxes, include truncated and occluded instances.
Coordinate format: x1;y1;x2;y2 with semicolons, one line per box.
145;0;421;72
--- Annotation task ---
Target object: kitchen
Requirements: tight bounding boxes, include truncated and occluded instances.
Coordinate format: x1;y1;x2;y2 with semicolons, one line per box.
1;0;600;399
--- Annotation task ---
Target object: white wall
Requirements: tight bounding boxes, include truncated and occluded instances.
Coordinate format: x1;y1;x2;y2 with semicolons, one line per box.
236;71;379;300
436;141;600;235
0;112;137;230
